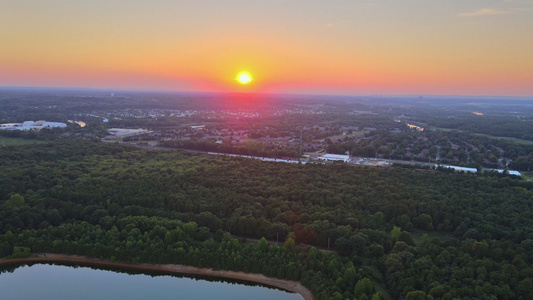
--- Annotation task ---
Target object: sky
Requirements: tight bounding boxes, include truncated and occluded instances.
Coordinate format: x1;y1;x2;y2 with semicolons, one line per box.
1;0;532;97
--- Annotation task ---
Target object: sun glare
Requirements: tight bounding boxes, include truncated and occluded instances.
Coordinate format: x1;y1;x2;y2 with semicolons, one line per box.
236;72;253;85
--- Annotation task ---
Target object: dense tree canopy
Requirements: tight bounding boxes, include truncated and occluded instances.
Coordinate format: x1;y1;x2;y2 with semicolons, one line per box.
1;140;533;299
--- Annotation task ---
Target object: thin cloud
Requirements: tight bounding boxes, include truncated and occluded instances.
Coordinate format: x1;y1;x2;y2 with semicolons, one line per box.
458;8;509;17
504;0;533;3
510;7;533;11
324;20;351;28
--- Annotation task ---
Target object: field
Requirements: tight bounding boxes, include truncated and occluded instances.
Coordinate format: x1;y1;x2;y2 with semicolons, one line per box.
430;126;533;145
522;172;533;181
471;133;533;146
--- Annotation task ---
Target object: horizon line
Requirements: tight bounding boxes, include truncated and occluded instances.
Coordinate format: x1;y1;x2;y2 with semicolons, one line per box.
0;85;532;100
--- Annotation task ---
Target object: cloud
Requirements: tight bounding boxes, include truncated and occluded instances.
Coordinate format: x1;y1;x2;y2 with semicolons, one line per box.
324;20;352;28
503;0;533;3
458;8;509;17
510;7;533;11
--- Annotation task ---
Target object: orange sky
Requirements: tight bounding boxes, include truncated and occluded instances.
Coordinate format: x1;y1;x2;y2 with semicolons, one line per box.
1;1;532;96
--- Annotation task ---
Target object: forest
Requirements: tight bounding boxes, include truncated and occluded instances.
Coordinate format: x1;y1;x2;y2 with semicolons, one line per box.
1;140;533;299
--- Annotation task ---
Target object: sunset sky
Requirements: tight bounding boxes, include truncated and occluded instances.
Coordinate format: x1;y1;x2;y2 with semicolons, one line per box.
1;0;532;96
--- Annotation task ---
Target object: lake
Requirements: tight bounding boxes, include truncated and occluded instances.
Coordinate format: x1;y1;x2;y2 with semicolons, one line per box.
0;264;304;300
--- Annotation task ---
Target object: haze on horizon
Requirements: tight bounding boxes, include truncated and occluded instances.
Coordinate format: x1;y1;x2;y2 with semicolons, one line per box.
1;0;532;97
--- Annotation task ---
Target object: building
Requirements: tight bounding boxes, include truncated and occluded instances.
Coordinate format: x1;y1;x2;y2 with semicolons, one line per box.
436;164;477;174
319;154;350;162
496;169;522;177
0;123;23;130
0;120;66;131
42;122;67;128
106;128;151;139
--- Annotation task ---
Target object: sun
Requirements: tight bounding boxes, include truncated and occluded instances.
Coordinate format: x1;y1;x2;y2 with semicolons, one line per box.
236;72;253;85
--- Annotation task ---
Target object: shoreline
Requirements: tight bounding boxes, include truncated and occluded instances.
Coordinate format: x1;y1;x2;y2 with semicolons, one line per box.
0;253;314;300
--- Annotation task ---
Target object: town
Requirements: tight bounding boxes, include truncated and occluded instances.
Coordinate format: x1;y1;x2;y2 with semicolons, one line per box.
3;92;526;177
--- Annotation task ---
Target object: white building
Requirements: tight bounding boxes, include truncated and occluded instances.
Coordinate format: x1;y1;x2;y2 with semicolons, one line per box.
496;169;522;177
42;122;67;128
106;128;151;138
436;164;477;174
0;120;66;131
0;123;23;130
319;154;350;162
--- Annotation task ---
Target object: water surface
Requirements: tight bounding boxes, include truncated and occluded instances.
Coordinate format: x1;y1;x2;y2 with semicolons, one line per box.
0;264;304;300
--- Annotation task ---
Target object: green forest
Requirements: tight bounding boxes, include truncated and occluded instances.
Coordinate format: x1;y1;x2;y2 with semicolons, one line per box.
1;140;533;299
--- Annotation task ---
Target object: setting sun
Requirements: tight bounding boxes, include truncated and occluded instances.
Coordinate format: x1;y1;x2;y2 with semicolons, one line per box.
236;72;253;85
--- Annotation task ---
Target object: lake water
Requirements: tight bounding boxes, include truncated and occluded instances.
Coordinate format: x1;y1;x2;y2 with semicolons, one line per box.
0;264;304;300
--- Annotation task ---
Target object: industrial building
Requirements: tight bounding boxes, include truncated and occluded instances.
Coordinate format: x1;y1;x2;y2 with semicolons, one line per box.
0;120;67;131
106;128;151;139
496;169;522;177
319;154;350;162
436;164;478;173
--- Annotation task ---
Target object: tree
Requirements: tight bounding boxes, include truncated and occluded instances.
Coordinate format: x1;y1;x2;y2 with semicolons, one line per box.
517;278;533;298
405;290;428;300
6;194;25;208
429;285;445;298
343;265;358;285
355;278;374;298
284;237;295;251
12;246;31;258
391;226;402;243
414;214;433;230
257;237;269;252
